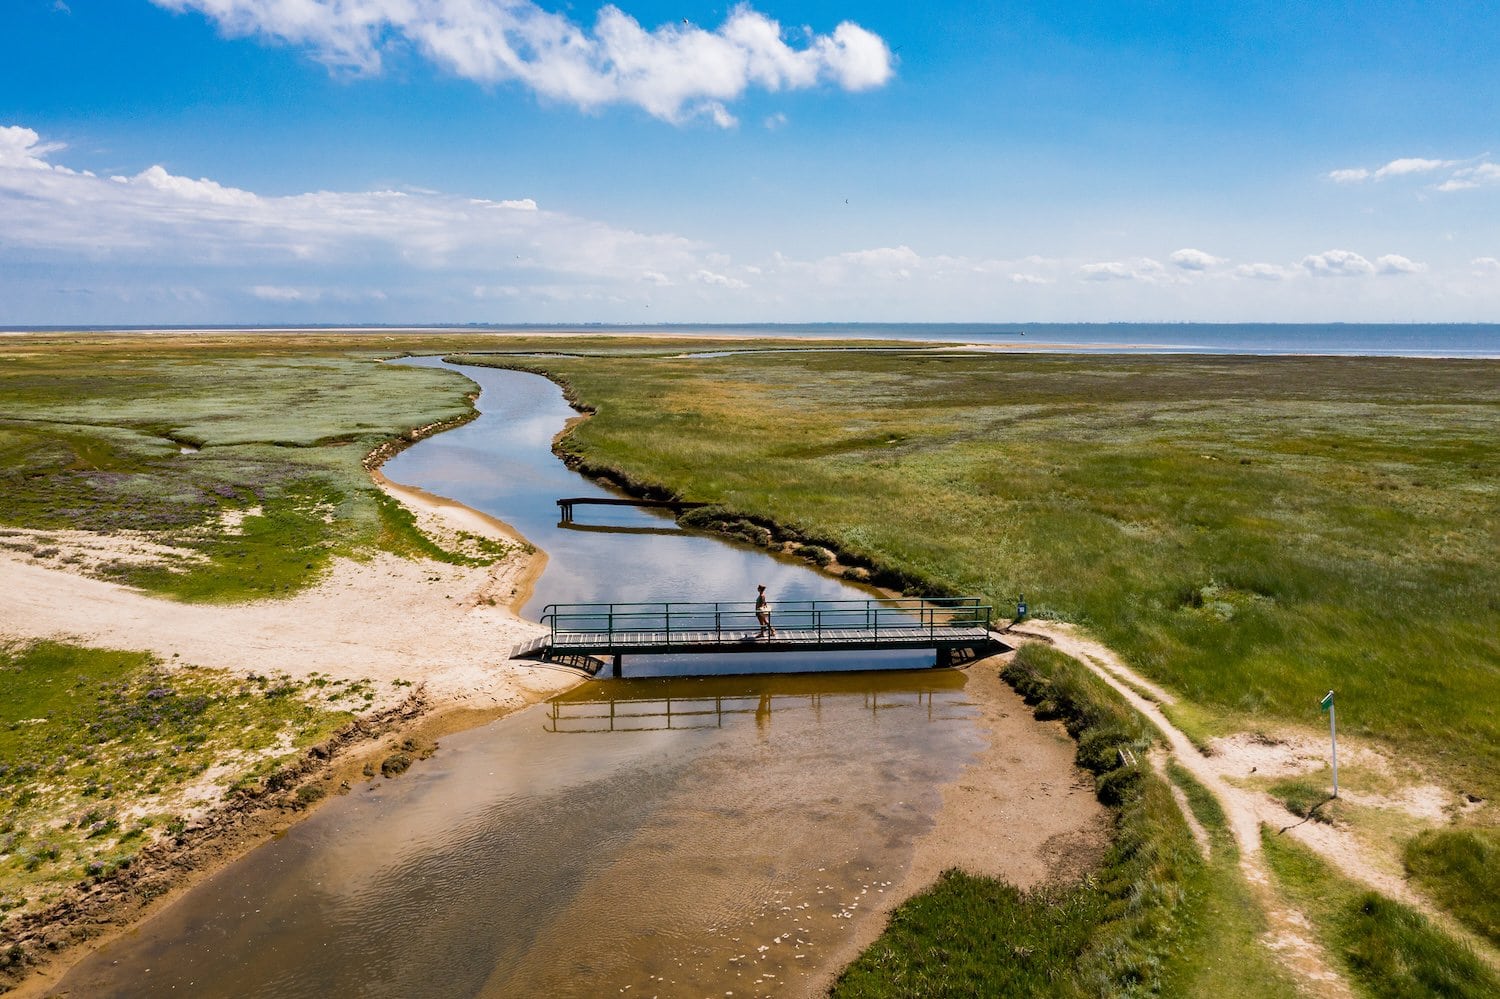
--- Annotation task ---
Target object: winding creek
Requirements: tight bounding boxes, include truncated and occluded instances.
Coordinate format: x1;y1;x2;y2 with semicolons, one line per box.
56;361;1009;997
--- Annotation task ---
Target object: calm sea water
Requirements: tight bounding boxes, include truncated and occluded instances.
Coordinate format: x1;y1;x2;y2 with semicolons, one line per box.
10;323;1499;357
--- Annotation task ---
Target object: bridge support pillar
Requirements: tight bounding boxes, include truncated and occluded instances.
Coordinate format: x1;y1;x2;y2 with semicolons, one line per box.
612;654;622;678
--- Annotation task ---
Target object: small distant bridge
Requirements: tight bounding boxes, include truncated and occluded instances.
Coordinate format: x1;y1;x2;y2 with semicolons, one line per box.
512;597;998;677
556;496;713;524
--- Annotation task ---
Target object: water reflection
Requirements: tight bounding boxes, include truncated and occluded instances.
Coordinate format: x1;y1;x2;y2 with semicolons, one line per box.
50;358;989;999
546;672;969;734
384;357;936;676
383;356;887;617
57;672;981;999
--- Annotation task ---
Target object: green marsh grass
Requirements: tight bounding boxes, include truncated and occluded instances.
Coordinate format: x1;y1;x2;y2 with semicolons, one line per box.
458;346;1499;957
836;644;1296;998
0;337;491;600
1264;830;1498;998
1404;827;1500;947
0;640;367;909
466;350;1499;802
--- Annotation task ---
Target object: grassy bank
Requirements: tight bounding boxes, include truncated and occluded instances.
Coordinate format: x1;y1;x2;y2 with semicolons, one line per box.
1264;831;1498;998
835;643;1296;998
0;639;369;921
456;348;1498;803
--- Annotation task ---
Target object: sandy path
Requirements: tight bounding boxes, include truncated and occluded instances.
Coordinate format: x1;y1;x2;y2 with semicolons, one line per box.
1013;621;1500;990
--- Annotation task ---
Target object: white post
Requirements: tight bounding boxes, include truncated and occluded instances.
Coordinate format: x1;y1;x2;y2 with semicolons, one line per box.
1329;701;1339;799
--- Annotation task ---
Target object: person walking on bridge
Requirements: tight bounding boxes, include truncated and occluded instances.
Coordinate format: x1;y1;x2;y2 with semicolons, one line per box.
755;584;778;638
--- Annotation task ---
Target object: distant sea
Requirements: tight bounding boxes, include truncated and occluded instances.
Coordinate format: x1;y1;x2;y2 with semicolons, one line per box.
549;323;1500;357
6;323;1499;357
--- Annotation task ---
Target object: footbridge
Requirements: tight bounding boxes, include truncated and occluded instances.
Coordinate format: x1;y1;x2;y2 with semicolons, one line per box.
512;597;998;677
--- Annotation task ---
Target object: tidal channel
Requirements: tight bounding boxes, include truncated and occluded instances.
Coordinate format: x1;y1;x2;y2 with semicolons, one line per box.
55;360;988;997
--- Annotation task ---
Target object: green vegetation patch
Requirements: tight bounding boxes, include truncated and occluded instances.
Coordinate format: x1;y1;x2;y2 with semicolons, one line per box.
1404;827;1500;947
472;349;1500;797
1266;776;1344;825
1263;830;1498;998
0;640;369;913
836;644;1295;998
0;338;490;601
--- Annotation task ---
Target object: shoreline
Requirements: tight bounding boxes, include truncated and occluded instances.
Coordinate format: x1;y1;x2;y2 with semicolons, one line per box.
0;450;585;993
0;463;1114;997
1;361;1112;995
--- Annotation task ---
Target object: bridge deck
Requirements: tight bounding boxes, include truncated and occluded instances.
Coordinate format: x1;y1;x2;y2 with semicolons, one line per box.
512;597;997;666
541;624;992;656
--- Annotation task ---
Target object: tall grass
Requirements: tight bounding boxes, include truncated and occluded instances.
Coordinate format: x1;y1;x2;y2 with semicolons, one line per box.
836;644;1296;998
1404;828;1500;947
471;350;1499;800
1264;831;1497;998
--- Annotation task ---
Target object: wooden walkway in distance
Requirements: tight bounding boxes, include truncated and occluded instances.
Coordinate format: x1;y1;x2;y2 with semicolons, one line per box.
512;598;998;676
556;496;713;523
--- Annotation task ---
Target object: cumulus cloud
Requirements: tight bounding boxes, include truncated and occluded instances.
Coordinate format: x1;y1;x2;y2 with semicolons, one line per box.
1301;249;1375;277
1169;248;1224;271
0;125;75;172
1328;155;1500;193
8;122;1497;323
151;1;893;126
0;121;712;287
1374;254;1424;275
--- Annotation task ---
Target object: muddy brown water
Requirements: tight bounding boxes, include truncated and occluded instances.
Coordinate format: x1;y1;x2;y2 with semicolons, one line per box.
55;362;993;996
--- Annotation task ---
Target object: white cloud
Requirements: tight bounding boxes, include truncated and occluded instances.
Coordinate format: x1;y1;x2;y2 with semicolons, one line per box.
1327;168;1370;184
252;285;318;302
691;269;749;289
0;125;68;171
1234;262;1295;281
471;197;539;211
0;121;706;284
1301;249;1375;277
1373;157;1455;179
764;112;788;130
1374;254;1424;275
152;1;893;127
1169;248;1224;271
135;164;259;206
1078;258;1169;283
1435;162;1500;192
7;122;1499;323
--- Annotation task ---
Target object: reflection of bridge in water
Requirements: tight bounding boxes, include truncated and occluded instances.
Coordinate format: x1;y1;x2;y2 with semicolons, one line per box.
544;672;974;734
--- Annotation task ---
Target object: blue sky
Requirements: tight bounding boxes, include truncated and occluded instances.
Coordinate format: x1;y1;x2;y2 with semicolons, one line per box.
2;0;1497;324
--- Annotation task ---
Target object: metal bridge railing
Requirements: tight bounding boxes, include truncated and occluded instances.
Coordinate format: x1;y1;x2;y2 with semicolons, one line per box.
537;597;991;649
